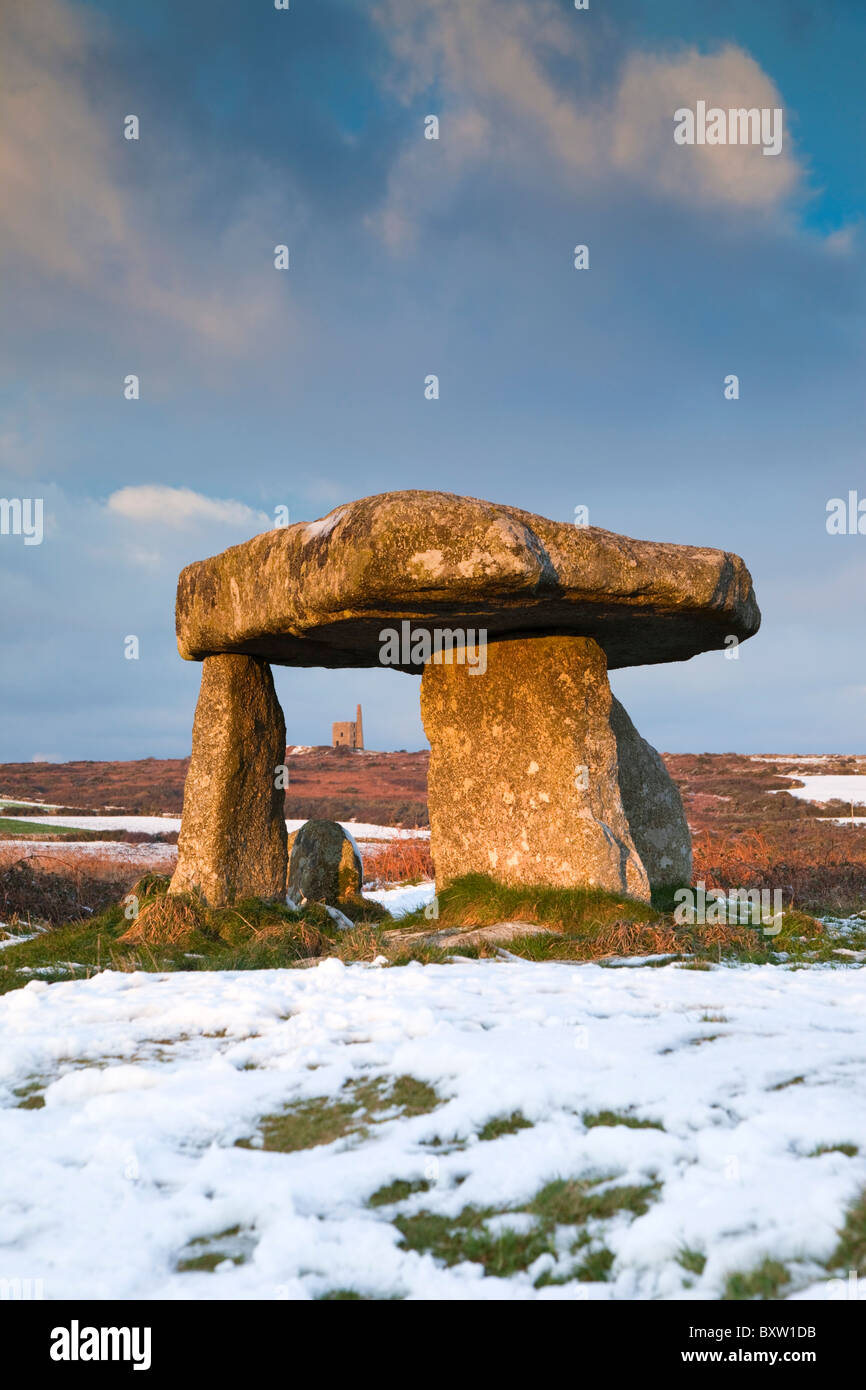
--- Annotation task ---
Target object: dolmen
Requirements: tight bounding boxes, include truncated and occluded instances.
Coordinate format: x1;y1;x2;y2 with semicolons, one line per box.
169;490;760;906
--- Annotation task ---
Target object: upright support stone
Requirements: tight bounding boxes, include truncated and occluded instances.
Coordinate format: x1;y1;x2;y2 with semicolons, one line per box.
420;635;650;901
170;654;287;906
610;697;693;892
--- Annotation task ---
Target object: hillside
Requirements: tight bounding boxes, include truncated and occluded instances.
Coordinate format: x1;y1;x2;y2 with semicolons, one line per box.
2;748;864;832
0;746;431;827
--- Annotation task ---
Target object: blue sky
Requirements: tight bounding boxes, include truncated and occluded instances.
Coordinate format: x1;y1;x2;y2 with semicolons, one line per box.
1;0;864;760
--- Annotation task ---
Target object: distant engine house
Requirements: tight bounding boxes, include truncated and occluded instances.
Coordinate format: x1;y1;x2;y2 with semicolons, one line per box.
332;704;364;750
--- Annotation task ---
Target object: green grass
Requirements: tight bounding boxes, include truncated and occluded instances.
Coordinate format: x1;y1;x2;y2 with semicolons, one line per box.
14;1084;46;1110
237;1074;442;1154
399;874;659;936
477;1112;533;1142
393;1175;659;1285
810;1142;858;1159
0;875;396;995
394;1206;554;1278
396;874;828;967
583;1110;664;1132
0;867;853;998
723;1258;791;1301
368;1178;432;1208
315;1289;407;1300
176;1251;238;1273
677;1247;707;1277
572;1246;615;1282
175;1226;250;1273
529;1176;659;1225
829;1189;866;1273
0;817;89;837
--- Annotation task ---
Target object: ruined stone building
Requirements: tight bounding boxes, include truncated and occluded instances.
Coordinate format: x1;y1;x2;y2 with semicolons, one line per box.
332;704;364;750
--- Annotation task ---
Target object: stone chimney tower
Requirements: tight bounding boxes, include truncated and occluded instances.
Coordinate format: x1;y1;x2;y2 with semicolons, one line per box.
355;703;364;750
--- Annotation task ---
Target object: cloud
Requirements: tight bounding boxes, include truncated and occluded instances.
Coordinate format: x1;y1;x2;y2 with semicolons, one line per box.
370;0;803;244
0;0;125;281
0;0;293;351
824;226;857;255
610;46;799;208
106;486;271;532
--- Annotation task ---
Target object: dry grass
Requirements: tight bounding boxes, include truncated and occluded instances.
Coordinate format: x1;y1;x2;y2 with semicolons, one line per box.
0;843;171;880
119;891;208;946
395;874;825;964
0;857;130;927
464;918;765;963
363;839;433;886
693;825;866;917
117;883;333;956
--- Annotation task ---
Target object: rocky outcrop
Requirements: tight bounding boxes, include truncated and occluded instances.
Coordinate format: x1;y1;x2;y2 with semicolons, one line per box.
175;490;760;672
288;819;363;905
610;697;692;892
421;636;650;901
169;655;287;906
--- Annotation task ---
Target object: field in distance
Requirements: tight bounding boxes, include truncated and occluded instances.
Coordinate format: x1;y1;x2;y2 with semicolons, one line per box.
0;746;431;827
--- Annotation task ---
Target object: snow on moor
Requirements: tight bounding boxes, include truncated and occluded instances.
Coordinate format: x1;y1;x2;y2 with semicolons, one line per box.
2;943;866;1301
6;815;429;841
780;774;866;805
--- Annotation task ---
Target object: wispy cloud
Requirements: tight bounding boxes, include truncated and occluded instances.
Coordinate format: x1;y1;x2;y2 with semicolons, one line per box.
106;485;271;532
370;0;802;247
0;0;293;351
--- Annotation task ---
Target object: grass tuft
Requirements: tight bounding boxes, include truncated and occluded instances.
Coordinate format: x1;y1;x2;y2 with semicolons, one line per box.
723;1258;791;1301
368;1178;431;1208
396;874;823;966
0;876;393;994
677;1247;707;1277
583;1110;664;1132
237;1074;442;1154
477;1112;533;1142
393;1173;659;1285
829;1189;866;1274
528;1177;659;1226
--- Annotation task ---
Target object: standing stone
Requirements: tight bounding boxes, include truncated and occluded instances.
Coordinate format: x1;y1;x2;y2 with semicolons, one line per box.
609;697;692;892
420;636;650;901
288;820;363;905
170;655;287;906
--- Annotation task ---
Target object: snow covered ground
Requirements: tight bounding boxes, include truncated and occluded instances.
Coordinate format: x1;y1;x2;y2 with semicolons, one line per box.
750;756;837;764
780;775;866;805
0;840;179;866
0;797;63;811
365;882;435;916
1;956;864;1301
5;814;183;834
5;814;429;842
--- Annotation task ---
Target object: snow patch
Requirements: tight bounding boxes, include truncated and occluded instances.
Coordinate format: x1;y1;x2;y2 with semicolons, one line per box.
2;959;865;1300
302;508;346;542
